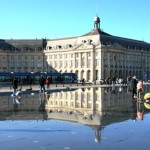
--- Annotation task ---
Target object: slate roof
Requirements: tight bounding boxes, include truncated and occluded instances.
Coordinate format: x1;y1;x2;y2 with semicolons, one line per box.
1;28;150;51
0;39;12;49
84;29;150;50
0;39;44;51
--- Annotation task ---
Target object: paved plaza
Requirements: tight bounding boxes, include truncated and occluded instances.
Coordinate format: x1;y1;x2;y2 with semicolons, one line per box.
0;83;123;94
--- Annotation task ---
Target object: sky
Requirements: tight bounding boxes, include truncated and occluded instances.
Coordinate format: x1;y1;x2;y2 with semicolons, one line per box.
0;0;150;42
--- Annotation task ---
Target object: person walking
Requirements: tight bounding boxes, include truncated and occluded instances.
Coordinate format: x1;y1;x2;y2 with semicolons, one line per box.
46;77;50;89
39;75;46;93
127;76;131;86
131;76;138;99
82;78;85;86
137;80;144;100
12;77;18;96
112;76;116;86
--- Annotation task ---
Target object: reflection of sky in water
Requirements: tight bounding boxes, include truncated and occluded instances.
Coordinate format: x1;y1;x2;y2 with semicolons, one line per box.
0;86;150;150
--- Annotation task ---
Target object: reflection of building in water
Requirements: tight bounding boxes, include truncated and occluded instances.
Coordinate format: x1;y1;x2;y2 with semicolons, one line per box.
45;87;133;142
1;86;149;142
0;94;44;120
46;87;132;114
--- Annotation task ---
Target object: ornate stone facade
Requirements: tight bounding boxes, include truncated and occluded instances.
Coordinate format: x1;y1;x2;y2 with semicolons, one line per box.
44;16;150;81
1;16;150;81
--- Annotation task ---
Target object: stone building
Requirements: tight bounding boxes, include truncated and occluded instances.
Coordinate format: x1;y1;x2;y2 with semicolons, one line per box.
44;16;150;81
0;39;46;73
1;16;150;81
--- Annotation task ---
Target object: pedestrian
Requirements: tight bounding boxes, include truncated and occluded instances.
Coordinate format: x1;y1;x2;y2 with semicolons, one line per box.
131;76;138;99
46;77;50;89
16;89;22;96
39;75;46;92
137;80;144;100
127;76;131;86
12;77;18;96
82;78;85;86
112;76;116;86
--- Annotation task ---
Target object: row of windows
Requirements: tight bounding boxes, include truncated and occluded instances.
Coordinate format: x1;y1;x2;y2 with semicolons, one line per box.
9;62;42;67
0;55;42;60
49;59;99;68
103;58;149;67
0;47;42;51
47;100;93;108
0;67;42;70
46;44;73;50
49;93;93;101
48;52;93;59
46;39;93;50
101;41;150;51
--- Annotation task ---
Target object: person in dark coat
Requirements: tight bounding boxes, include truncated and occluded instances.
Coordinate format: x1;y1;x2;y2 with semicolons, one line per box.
131;76;138;99
12;77;18;96
39;75;46;92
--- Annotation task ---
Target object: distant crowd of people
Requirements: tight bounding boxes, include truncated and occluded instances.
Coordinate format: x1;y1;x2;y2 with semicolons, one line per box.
100;76;130;85
12;75;53;96
12;74;145;100
99;75;144;100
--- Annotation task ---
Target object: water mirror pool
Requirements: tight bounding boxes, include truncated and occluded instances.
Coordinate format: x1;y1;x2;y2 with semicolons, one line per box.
0;85;150;150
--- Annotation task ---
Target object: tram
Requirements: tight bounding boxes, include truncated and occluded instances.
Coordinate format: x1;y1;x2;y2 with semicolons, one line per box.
0;72;78;85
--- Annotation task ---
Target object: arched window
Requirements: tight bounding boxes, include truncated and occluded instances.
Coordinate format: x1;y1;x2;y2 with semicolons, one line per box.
96;70;98;80
103;70;106;78
115;70;118;77
110;69;113;77
87;70;91;81
119;70;122;78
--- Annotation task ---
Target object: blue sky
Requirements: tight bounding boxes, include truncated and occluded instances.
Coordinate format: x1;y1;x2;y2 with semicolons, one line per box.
0;0;150;42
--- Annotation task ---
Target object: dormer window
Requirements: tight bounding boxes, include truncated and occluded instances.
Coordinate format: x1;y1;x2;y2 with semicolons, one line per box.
66;44;72;48
56;45;62;49
82;40;86;43
88;39;92;44
49;46;52;50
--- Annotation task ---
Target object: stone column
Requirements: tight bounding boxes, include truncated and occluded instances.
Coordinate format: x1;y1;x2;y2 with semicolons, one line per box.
73;53;76;69
91;46;95;81
63;54;65;69
85;52;88;68
79;53;82;68
84;52;88;81
79;53;82;80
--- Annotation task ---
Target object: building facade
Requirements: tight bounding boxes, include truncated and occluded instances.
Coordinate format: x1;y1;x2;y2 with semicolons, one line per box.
1;16;150;81
44;16;150;81
0;39;47;73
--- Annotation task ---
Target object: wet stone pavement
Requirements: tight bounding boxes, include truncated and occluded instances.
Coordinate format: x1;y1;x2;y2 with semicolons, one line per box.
0;85;150;150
